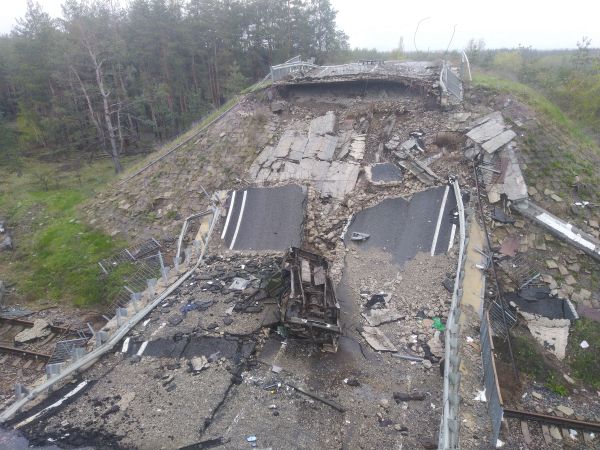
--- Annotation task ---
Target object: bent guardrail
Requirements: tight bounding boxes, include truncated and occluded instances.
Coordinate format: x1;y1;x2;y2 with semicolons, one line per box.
438;177;467;449
0;206;220;423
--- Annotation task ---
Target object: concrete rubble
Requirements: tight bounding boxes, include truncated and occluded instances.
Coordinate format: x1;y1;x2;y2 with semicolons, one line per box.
14;319;51;344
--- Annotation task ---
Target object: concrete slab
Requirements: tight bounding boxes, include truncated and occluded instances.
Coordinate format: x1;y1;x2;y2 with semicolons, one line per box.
322;161;360;199
482;129;516;153
309;111;336;136
466;120;505;144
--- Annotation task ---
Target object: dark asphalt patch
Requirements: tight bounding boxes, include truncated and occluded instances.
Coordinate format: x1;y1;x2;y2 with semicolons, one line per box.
222;184;306;251
345;186;457;264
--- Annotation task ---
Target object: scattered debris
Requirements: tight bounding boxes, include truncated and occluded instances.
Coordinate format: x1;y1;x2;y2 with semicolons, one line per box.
362;308;404;326
229;278;251;291
350;232;370;242
473;389;487;402
491;207;515;224
393;391;426;402
14;319;51;344
365;293;386;309
361;326;397;352
286;383;345;412
190;356;210;372
344;378;360;387
580;340;589;349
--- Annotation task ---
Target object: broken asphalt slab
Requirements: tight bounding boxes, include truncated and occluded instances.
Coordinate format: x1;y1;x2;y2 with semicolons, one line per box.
345;186;458;264
221;184;306;251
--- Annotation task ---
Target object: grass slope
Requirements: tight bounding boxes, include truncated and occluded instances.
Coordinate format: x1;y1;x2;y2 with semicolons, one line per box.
0;157;140;307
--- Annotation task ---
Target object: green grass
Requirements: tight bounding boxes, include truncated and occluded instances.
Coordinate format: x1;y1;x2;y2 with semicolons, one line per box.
567;318;600;389
506;333;569;395
473;73;595;146
0;157;140;307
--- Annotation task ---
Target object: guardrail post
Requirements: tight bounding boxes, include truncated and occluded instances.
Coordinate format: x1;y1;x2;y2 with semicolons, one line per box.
95;331;108;348
116;308;128;327
161;266;170;284
130;292;142;312
147;278;157;297
71;347;85;361
184;247;192;266
14;383;28;400
173;256;181;273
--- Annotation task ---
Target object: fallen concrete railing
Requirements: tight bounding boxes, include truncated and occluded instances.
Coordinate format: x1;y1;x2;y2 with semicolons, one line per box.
0;206;221;424
512;199;600;262
439;177;467;449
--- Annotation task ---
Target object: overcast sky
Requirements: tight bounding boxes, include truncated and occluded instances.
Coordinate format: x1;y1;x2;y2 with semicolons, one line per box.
2;0;599;51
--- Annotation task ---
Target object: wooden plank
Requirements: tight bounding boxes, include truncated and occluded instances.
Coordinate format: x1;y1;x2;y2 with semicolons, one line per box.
520;421;532;445
541;424;552;444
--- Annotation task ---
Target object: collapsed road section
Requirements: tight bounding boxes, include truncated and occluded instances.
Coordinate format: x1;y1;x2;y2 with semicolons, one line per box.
1;59;507;449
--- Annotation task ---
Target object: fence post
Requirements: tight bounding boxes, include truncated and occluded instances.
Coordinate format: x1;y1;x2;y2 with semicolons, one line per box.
147;278;157;297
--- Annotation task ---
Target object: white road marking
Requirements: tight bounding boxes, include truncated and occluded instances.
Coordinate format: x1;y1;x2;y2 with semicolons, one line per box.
136;341;148;357
121;337;130;353
430;185;450;256
220;190;237;240
15;380;88;429
229;190;248;250
150;322;166;337
448;223;457;251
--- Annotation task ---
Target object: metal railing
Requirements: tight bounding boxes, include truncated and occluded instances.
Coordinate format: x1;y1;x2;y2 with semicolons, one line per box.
98;238;161;274
438;177;467;449
270;59;319;82
0;205;220;423
481;310;505;446
440;62;464;101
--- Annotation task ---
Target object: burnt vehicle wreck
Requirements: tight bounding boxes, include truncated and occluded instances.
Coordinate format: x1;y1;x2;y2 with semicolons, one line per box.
277;247;341;352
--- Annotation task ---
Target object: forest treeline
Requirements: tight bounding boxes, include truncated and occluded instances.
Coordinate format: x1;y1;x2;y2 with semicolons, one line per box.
0;0;348;172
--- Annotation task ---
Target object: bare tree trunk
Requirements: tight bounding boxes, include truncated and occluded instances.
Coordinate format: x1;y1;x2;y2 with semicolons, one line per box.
71;66;106;151
86;45;122;173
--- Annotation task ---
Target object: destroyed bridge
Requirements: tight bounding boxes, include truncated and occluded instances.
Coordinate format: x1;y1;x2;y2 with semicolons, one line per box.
2;56;598;450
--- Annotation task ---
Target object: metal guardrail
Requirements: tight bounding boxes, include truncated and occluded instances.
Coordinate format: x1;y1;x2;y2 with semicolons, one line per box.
438;177;467;449
0;205;220;423
481;310;504;445
270;60;320;82
440;62;463;102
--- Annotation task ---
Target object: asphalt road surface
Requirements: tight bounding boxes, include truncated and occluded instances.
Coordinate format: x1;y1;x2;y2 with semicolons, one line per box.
346;185;458;264
221;184;306;251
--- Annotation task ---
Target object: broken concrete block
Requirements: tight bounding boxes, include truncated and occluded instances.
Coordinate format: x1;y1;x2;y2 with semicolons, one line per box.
564;275;577;286
466;120;505;144
190;355;210;372
361;308;403;327
270;101;286;113
557;405;574;416
361;326;397;352
482;129;516;153
14;319;51;344
309;111;336;136
546;260;558;269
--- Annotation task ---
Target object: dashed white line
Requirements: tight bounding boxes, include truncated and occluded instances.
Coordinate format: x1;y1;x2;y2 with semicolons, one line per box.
448;223;457;251
136;341;148;357
229;190;248;250
150;322;166;337
220;190;237;240
430;185;450;256
121;337;130;353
